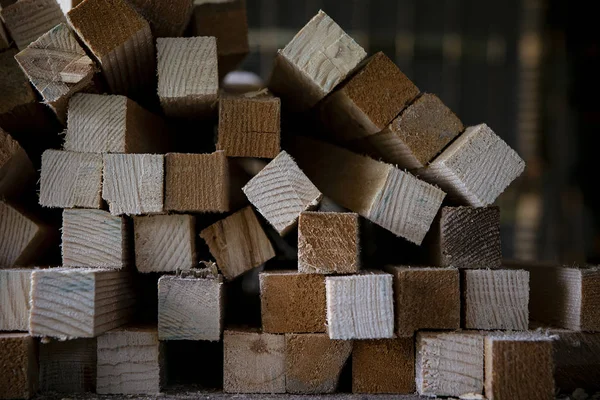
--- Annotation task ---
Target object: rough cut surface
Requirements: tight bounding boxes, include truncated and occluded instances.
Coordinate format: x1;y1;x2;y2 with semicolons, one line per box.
39;338;96;393
550;329;600;392
0;0;66;50
124;0;193;37
0;333;38;400
0;269;32;331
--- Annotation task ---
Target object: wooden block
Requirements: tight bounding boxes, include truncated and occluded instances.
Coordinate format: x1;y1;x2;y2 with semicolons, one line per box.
0;127;35;200
285;333;352;394
39;150;103;208
124;0;193;37
242;151;322;235
217;93;280;158
223;329;285;394
158;273;224;341
0;269;32;331
97;327;164;394
550;330;600;392
0;0;65;50
102;153;164;215
290;137;445;244
39;338;96;393
268;10;366;111
463;269;530;330
29;268;135;339
64;93;169;154
318;52;420;142
259;271;326;333
164;152;229;212
485;333;555;400
416;331;484;397
156;37;218;118
134;214;196;273
417;123;525;206
325;272;394;339
62;209;129;269
387;266;460;336
352;337;415;394
67;0;154;96
200;206;275;280
0;18;10;50
0;333;38;400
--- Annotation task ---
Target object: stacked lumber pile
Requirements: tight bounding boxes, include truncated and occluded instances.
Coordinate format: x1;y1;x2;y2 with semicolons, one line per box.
1;2;599;399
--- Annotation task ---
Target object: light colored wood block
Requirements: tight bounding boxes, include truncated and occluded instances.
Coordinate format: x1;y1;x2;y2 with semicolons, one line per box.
352;337;415;394
200;206;275;280
102;153;164;215
298;211;359;274
0;269;32;331
291;137;446;245
416;331;484;397
417;123;525;206
285;333;352;394
164;152;229;213
0;333;38;400
0;127;35;200
223;329;285;394
39;150;103;208
67;0;154;96
0;0;65;50
39;338;96;393
268;10;366;111
62;209;129;269
463;269;530;330
325;272;394;340
386;266;460;336
242;151;322;235
550;330;600;392
157;37;218;118
485;333;555;400
124;0;193;37
134;214;196;273
29;268;135;339
97;327;164;394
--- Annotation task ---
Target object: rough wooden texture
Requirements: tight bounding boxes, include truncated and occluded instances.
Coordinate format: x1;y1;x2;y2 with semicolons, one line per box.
134;214;196;273
352;337;415;394
297;211;360;274
0;333;38;400
386;266;460;336
0;127;35;200
325;272;394;340
67;0;154;96
157;37;218;118
417;123;525;206
223;329;285;394
39;150;103;208
242;151;322;235
0;0;65;50
268;10;366;111
291;137;445;245
463;269;530;330
200;206;275;280
416;331;484;397
62;209;129;269
259;271;326;333
39;338;96;393
0;269;32;331
102;153;164;215
550;329;600;392
29;268;135;339
64;94;169;154
124;0;193;37
318;52;419;142
217;94;280;158
165;152;229;212
14;23;96;123
484;333;555;400
97;327;164;394
285;333;352;394
0;49;36;122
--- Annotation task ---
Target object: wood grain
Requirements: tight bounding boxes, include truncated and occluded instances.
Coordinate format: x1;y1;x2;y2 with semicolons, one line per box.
0;127;35;200
39;338;96;393
0;0;65;50
550;329;600;392
0;333;38;399
0;268;32;331
124;0;193;37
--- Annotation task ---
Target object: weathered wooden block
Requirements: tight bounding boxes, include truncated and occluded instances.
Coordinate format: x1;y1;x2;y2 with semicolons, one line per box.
285;333;352;394
352;337;415;394
223;329;285;394
124;0;193;37
387;266;460;336
0;333;38;400
463;269;529;330
550;330;600;392
0;0;65;50
259;271;326;333
97;327;164;394
0;126;35;200
102;153;164;215
297;211;360;274
0;269;32;331
416;331;484;397
134;214;195;273
200;206;275;280
39;338;96;393
325;272;394;339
